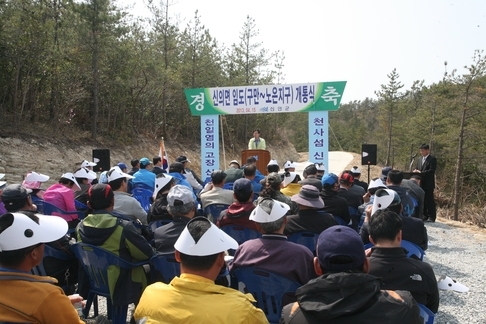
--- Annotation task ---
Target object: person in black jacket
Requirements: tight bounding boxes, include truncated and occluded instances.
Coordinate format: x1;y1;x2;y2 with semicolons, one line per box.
360;189;428;250
319;173;350;224
367;209;439;313
413;143;437;221
281;226;422;324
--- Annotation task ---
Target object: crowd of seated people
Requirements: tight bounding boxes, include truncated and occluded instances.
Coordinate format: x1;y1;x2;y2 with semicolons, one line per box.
0;154;440;323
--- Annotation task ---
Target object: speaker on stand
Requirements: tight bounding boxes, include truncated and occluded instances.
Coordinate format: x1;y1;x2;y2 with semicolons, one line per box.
361;144;377;185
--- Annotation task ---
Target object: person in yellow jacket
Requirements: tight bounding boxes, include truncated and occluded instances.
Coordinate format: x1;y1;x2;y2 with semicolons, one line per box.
248;129;266;150
281;172;302;197
135;217;269;324
0;212;85;324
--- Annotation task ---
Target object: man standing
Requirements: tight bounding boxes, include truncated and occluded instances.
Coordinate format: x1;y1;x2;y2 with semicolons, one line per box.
152;156;166;175
248;129;266;150
281;226;422;323
414;143;437;222
134;217;268;323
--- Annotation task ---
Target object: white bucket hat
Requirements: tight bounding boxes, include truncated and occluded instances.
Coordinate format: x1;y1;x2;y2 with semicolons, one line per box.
81;160;97;167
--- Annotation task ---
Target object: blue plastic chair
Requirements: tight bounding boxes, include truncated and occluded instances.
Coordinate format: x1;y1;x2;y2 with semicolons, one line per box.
287;232;319;255
364;240;425;261
148;219;173;234
71;243;149;324
31;196;44;213
401;240;425;261
31;244;77;294
333;215;348;226
132;187;153;213
204;203;230;223
220;225;261;255
42;201;85;222
75;200;89;210
223;182;234;190
418;303;435;324
233;267;301;324
150;253;181;284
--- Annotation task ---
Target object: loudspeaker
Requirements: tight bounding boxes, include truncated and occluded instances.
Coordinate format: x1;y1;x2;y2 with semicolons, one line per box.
361;144;377;165
92;149;110;172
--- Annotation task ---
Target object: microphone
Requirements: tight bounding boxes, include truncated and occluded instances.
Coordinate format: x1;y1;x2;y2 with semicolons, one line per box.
411;153;417;159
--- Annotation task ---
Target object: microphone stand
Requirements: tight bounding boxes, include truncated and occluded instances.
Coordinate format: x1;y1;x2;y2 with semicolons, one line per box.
409;154;417;172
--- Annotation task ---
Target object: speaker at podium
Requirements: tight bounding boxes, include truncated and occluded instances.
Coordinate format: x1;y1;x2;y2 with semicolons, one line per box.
241;150;271;175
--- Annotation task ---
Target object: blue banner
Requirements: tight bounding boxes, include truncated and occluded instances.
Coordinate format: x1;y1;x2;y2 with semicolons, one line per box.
308;111;329;174
200;115;220;180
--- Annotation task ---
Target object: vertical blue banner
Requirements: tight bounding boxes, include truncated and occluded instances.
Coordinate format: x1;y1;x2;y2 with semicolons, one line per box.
308;111;329;174
200;115;220;180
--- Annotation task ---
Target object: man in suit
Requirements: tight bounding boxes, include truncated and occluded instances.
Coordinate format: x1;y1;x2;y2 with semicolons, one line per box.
414;144;437;222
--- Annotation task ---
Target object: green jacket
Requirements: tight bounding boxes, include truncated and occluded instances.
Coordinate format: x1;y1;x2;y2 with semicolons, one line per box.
76;211;154;305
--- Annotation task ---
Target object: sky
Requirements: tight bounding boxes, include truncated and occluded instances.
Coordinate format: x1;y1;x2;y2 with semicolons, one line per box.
118;0;486;103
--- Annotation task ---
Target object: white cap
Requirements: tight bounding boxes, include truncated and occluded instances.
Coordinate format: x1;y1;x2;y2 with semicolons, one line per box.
174;217;238;256
74;167;97;180
267;159;278;166
61;172;81;192
315;163;326;172
437;275;469;292
167;185;194;206
368;178;387;190
371;189;401;215
351;166;361;174
153;174;174;199
283;172;297;187
229;159;240;166
81;160;97;167
107;166;133;183
250;198;290;223
0;174;6;188
284;161;296;169
0;212;68;252
0;174;5;180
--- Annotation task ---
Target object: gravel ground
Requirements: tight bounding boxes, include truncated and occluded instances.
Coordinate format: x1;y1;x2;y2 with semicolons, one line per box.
424;219;486;323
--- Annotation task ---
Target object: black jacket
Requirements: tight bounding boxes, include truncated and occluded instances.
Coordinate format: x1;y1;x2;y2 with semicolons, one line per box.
147;193;171;223
368;247;440;313
281;272;421;324
284;209;337;235
417;155;437;189
360;216;428;251
319;188;350;223
154;216;191;253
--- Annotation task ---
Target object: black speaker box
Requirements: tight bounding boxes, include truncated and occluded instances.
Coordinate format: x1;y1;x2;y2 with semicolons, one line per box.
361;144;377;165
92;149;110;172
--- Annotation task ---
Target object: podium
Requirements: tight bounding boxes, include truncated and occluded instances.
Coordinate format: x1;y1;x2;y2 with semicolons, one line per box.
241;150;271;175
402;171;421;180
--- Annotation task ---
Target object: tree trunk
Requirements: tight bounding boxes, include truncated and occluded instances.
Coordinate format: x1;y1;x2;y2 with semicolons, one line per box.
453;107;467;220
91;36;100;138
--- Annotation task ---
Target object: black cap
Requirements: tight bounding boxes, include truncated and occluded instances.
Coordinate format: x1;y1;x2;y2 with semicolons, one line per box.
88;184;114;210
169;162;185;173
1;184;31;202
175;156;190;163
